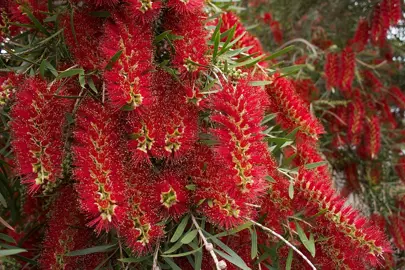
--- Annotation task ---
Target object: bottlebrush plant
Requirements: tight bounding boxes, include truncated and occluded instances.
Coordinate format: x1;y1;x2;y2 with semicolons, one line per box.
0;0;396;270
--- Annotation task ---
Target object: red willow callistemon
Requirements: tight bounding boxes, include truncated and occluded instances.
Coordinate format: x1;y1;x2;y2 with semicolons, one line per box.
350;18;369;52
72;99;126;233
295;168;391;266
324;52;340;90
344;163;361;192
125;0;162;24
292;79;319;107
390;85;405;109
347;98;365;146
62;11;105;70
388;214;405;250
39;187;104;269
266;74;324;139
101;13;154;110
10;77;71;194
339;46;355;91
117;165;164;253
364;116;381;159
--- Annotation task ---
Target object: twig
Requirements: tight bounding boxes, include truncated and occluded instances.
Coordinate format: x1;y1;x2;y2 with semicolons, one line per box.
191;214;225;270
246;218;317;270
276;38;318;58
356;59;387;70
152;239;160;270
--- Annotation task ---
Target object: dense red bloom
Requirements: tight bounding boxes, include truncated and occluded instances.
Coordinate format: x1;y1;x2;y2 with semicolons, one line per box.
389;86;405;109
347;98;365;146
380;99;397;129
388;215;405;250
340;46;356;91
102;13;153;110
295;168;391;267
388;0;402;25
81;0;120;6
364;116;381;159
124;0;162;24
10;77;70;194
209;78;269;199
370;2;389;47
62;12;105;70
350;18;369;52
344;163;360;191
324;52;340;90
363;69;383;92
270;20;283;44
117;166;164;254
266;74;324;138
73;99;126;233
164;8;208;76
292;78;319;107
39;187;104;269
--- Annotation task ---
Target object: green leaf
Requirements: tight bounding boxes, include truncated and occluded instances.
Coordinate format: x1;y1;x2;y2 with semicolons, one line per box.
286;127;300;140
0;248;27;257
233;55;264;68
164;240;184;254
171;215;190;243
56;68;84;80
211;221;253;238
0;234;15;244
304;161;328;170
87;77;98;93
249;81;272;87
250;228;258;259
285;249;293;270
280;65;305;76
105;50;123;70
288;180;294;199
181;230;198;244
186;184;196;191
65;244;116;256
90;11;111;17
212;30;221;61
163;257;181;270
161;246;202;257
0;193;7;208
295;222;315;257
261;113;277;125
205;232;250;270
22;7;50;36
264;45;295;61
79;73;86;89
218;25;236;55
119;255;151;263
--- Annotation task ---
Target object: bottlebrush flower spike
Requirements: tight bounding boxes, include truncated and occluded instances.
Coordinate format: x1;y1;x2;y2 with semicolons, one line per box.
10;77;70;194
370;2;390;47
340;46;356;91
390;86;405;109
73;99;126;233
266;74;324;138
325;52;340;90
124;0;162;24
388;215;405;250
344;163;361;191
365;116;381;159
351;18;369;52
381;99;397;129
363;70;383;92
395;156;405;184
164;8;208;76
209;78;269;199
40;187;104;269
388;0;402;25
292;79;319;107
270;20;283;44
347;98;365;146
101;13;153;110
62;12;104;70
295;168;391;266
117;167;163;253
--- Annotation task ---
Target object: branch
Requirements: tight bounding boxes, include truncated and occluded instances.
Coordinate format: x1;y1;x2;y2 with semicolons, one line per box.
245;218;317;270
191;215;226;270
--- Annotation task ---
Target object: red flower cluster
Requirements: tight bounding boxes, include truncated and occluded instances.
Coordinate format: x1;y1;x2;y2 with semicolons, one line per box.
371;0;402;47
350;19;369;52
364;116;381;159
262;12;283;44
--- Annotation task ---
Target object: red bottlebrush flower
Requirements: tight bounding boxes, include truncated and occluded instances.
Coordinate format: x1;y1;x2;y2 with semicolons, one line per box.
389;86;405;109
117;167;164;254
350;18;369;52
380;99;397;129
81;0;120;6
7;0;47;24
388;215;405;250
262;12;272;23
62;12;104;70
266;74;324;138
124;0;162;24
164;9;208;76
388;0;402;25
324;52;340;90
364;116;381;159
73;99;126;233
340;46;356;91
270;20;283;44
10;77;70;194
209;78;269;200
362;70;383;92
152;171;189;219
370;2;390;47
101;13;153;110
347;98;365;146
39;187;104;269
295;168;391;267
166;0;204;14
